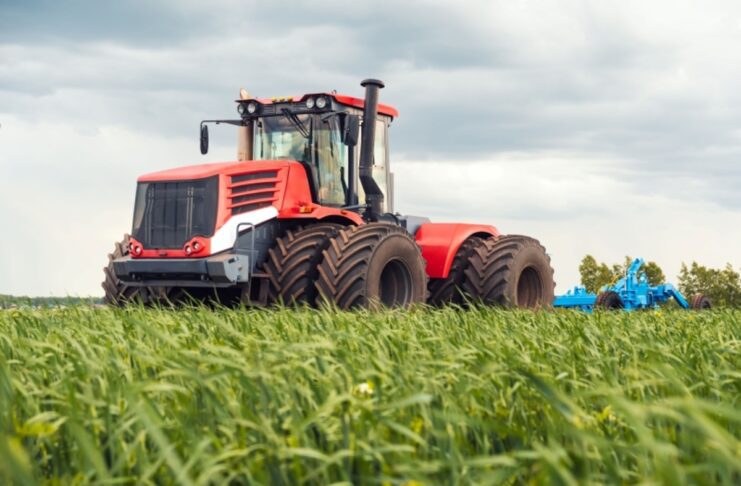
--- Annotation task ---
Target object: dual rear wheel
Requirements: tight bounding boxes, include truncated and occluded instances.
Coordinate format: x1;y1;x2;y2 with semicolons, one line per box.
429;234;555;309
265;223;555;310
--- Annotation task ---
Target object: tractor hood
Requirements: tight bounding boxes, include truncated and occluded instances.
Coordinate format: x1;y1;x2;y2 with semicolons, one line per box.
135;160;312;231
130;159;364;259
137;160;274;182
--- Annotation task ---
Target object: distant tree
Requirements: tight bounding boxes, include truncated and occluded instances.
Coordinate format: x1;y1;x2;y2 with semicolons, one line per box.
678;262;741;307
579;255;666;292
610;256;633;279
579;255;613;293
0;294;101;309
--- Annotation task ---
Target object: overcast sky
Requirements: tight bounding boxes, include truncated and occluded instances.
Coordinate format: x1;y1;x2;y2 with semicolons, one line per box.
1;0;740;296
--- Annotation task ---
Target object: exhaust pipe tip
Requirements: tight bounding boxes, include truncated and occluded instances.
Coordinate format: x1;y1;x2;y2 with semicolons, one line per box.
361;78;385;89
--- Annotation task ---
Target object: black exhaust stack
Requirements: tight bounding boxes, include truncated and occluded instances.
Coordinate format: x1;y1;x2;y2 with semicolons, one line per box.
359;78;385;219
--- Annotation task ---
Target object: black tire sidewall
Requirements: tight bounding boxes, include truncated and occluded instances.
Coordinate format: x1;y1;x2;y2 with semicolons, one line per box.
691;294;711;310
503;243;555;307
365;233;427;307
597;291;623;309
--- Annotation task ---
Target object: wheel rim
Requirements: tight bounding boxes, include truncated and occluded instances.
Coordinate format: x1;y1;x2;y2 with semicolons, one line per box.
516;266;543;308
379;258;414;307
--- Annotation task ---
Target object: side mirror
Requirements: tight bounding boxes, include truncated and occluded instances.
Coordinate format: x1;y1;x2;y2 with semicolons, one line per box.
342;115;359;146
200;124;209;154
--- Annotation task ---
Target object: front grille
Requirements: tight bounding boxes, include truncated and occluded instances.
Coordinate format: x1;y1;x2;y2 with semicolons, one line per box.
132;177;218;248
228;170;279;215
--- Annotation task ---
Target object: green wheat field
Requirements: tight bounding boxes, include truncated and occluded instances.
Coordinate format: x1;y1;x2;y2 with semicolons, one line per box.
0;306;739;485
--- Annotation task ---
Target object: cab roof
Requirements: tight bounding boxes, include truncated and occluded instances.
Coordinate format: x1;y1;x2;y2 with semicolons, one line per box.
245;92;399;119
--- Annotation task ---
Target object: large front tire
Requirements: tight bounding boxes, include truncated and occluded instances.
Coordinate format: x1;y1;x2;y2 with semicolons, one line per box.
263;223;343;306
316;224;428;309
462;235;554;308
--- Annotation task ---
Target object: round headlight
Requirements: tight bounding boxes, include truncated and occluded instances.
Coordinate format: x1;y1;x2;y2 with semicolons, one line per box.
316;96;328;109
305;97;315;109
247;101;259;114
237;103;246;115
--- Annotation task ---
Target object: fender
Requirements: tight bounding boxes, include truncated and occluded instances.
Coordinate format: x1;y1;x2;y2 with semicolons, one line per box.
415;223;499;279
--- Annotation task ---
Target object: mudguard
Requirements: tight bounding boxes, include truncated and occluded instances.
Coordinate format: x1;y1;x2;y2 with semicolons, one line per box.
415;223;499;279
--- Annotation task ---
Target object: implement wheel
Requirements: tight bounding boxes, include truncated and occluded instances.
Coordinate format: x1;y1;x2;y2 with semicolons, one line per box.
101;234;171;306
428;236;486;306
595;290;623;310
263;223;344;306
462;235;554;308
690;294;712;310
317;223;428;309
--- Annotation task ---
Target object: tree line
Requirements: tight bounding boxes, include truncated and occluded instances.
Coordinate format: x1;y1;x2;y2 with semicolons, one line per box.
578;256;741;307
0;294;102;309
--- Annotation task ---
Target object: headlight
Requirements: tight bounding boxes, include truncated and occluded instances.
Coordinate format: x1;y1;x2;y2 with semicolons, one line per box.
305;97;315;109
246;101;259;114
237;103;246;115
316;96;328;109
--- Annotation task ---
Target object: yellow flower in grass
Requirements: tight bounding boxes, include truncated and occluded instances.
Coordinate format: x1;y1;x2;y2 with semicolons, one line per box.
596;405;617;423
353;380;375;397
410;416;424;435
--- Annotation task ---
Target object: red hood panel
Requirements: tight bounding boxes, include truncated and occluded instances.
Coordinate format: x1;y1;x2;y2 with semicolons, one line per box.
138;160;294;182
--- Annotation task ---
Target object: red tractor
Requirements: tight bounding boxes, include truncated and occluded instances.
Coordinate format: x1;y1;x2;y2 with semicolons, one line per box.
103;79;554;309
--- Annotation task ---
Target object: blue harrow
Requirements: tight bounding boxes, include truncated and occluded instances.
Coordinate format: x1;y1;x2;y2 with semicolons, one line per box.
553;257;711;311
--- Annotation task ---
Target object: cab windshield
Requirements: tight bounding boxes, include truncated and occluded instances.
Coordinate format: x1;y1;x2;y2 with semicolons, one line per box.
253;114;348;206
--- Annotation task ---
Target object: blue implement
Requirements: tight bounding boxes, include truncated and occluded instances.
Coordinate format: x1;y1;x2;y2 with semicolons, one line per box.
554;258;692;311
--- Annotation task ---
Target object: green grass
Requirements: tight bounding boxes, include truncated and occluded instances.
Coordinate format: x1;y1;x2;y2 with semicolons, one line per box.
0;306;739;485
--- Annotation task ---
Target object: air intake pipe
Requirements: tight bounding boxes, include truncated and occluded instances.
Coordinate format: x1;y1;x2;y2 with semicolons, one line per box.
359;78;385;219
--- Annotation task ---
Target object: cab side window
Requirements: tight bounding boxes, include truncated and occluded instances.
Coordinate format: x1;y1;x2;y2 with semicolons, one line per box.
316;116;348;206
357;117;389;212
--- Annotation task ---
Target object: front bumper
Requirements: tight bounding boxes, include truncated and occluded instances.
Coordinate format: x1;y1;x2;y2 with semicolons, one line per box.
113;253;250;287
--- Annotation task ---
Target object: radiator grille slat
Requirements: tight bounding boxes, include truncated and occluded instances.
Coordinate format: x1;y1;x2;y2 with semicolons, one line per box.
228;170;279;215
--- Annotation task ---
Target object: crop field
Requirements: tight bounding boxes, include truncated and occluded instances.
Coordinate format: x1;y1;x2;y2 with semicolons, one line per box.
0;306;739;485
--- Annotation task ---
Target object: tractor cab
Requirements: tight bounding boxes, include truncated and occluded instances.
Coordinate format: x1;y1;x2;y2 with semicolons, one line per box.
200;89;397;213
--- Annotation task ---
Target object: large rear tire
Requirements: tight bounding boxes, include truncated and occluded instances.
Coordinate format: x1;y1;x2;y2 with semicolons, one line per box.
428;236;486;306
462;235;554;308
316;223;428;309
101;234;170;306
263;223;343;306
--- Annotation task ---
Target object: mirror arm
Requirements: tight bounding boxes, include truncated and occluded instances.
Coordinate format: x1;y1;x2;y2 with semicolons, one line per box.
201;119;248;127
200;119;249;155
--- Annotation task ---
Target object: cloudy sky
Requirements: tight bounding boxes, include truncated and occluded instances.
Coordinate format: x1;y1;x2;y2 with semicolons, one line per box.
1;0;740;296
